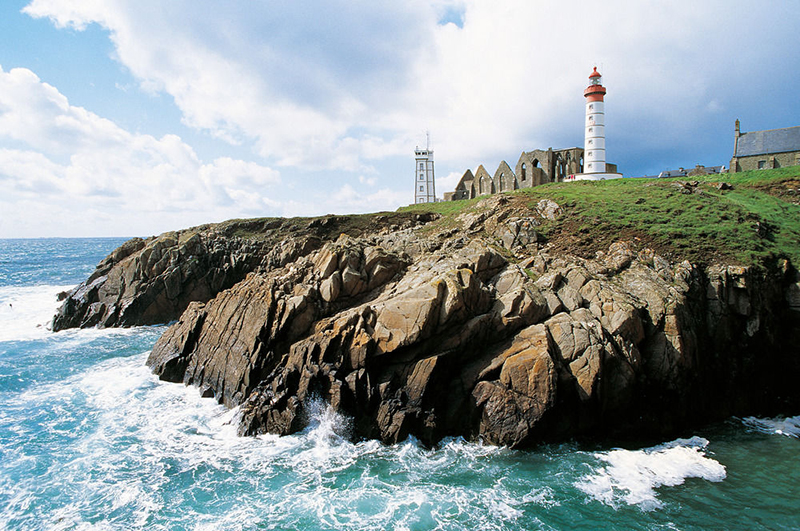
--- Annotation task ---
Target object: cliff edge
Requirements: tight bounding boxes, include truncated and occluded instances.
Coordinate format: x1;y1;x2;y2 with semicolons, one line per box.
55;171;800;447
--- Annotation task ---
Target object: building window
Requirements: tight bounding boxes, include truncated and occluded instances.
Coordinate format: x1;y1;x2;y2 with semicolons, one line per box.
419;163;424;169
419;186;424;191
588;127;593;133
420;175;424;180
758;160;766;169
589;104;594;110
521;163;527;181
588;139;593;145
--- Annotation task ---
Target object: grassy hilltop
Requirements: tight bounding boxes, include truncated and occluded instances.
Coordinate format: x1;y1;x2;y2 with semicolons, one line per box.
401;167;800;268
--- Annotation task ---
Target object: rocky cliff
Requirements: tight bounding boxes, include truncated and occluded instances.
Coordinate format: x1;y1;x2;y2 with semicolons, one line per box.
52;215;419;330
55;194;800;448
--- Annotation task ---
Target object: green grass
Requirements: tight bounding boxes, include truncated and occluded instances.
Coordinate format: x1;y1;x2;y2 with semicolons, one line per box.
184;167;799;270
400;167;800;269
513;167;800;267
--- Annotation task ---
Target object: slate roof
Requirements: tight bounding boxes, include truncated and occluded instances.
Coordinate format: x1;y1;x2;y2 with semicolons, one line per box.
735;126;800;157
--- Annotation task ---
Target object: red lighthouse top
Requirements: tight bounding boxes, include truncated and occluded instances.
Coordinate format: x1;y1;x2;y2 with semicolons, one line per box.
584;67;606;102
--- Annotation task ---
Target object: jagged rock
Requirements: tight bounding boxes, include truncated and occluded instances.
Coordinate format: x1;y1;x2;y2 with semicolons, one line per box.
60;202;800;448
536;199;563;220
52;230;274;330
473;324;556;446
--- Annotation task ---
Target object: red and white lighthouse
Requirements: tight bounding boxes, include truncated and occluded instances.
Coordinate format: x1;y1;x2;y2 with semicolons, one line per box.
568;67;622;181
584;67;607;174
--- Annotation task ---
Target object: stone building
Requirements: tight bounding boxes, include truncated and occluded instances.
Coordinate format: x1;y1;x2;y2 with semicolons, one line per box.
444;147;597;201
730;120;800;172
474;165;494;196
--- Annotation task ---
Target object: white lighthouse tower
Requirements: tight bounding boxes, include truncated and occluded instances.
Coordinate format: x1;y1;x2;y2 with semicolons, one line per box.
569;67;622;181
584;67;606;173
414;135;436;203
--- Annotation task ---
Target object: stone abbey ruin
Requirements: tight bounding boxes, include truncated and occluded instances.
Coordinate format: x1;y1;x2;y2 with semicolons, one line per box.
443;147;619;201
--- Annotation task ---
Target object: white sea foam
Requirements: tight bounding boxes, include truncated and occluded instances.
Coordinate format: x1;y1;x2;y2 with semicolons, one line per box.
0;284;75;342
575;436;727;511
3;350;533;530
741;415;800;438
522;486;560;508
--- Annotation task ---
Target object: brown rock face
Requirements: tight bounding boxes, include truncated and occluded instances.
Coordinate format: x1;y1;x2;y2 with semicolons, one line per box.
144;202;799;447
51;230;271;330
73;199;800;448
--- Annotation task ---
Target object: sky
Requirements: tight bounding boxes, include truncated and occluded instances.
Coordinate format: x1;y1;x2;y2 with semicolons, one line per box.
1;0;799;238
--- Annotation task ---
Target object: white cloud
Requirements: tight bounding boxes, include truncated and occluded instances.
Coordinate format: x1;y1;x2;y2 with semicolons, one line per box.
23;0;433;170
281;184;409;219
437;170;463;193
24;0;800;177
5;0;800;236
0;66;281;237
358;175;377;187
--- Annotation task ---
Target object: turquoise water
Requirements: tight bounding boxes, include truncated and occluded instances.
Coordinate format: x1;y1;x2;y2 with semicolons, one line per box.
0;238;798;530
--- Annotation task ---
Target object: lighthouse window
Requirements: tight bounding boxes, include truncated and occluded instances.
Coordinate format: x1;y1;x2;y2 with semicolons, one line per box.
588;139;593;145
588;127;593;133
588;151;593;157
589;104;594;110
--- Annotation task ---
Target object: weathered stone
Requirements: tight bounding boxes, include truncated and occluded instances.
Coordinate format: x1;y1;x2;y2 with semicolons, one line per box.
320;271;342;302
536;199;563;220
54;201;790;450
473;324;556;447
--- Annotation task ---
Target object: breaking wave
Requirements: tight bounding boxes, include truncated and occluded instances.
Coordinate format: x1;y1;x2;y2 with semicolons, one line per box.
575;437;727;511
0;284;74;342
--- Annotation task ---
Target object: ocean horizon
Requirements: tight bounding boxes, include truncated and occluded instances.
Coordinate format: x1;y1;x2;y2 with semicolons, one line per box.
1;237;798;530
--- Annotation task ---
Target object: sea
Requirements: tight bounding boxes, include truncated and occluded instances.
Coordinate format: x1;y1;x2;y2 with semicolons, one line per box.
0;237;798;531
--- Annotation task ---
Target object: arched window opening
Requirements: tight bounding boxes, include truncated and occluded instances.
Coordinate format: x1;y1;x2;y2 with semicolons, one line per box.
521;163;527;181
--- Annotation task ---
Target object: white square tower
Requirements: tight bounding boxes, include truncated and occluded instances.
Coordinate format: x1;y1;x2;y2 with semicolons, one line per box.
414;143;436;204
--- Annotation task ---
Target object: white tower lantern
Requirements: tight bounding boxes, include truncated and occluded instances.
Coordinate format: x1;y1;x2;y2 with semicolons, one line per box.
414;137;436;204
584;67;607;174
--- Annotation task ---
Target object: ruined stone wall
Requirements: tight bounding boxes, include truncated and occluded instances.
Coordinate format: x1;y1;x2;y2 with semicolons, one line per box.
494;161;516;193
475;165;494;196
448;147;585;201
